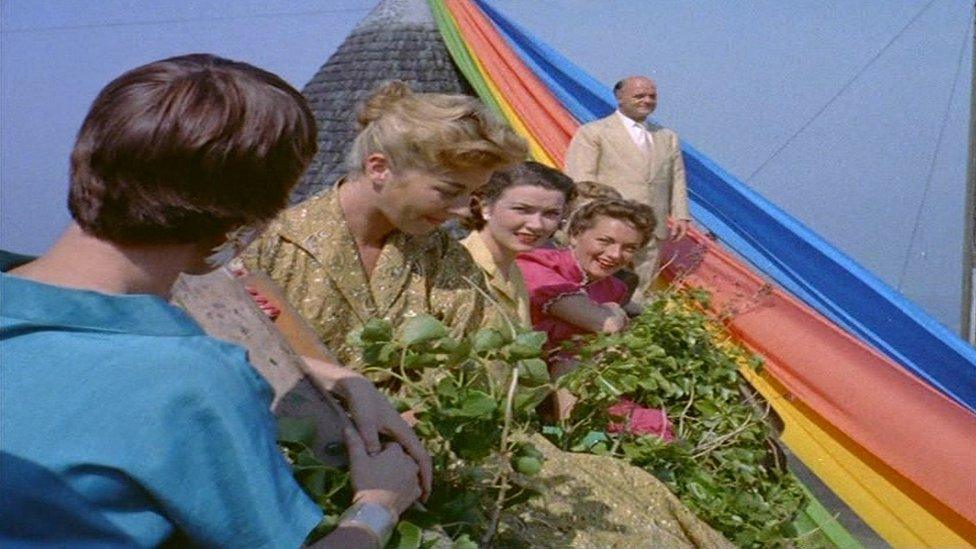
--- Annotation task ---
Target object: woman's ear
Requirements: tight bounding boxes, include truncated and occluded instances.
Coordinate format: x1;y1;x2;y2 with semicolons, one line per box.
363;153;392;188
474;197;491;221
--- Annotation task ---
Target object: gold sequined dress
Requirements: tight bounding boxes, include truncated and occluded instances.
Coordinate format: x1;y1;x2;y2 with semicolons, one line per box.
242;185;487;369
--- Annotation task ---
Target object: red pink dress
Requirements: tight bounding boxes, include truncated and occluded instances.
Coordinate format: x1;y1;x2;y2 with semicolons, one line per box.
516;248;674;441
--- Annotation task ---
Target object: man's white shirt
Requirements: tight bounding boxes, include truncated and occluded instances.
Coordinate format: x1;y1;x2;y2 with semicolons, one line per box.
615;110;653;151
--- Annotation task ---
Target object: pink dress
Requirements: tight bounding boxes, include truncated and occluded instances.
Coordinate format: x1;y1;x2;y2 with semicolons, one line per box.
516;248;675;441
516;248;628;351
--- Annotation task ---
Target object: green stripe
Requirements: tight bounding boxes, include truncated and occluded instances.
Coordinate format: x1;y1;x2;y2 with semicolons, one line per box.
427;0;505;118
792;480;863;549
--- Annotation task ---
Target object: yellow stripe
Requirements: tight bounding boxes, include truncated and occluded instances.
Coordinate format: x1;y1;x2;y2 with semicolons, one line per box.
739;367;971;547
443;5;555;166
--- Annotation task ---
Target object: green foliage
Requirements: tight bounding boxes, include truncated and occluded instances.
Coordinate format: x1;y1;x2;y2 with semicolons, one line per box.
285;292;807;547
554;289;807;547
278;416;352;540
360;315;551;545
294;315;551;546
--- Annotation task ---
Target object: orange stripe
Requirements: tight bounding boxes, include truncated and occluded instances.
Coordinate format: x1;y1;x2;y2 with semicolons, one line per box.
661;232;976;529
445;0;577;166
449;0;976;529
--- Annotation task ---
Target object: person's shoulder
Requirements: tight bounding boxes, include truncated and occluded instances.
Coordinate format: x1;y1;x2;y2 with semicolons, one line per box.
144;335;273;408
578;114;617;132
516;247;571;270
268;186;339;242
646;121;678;139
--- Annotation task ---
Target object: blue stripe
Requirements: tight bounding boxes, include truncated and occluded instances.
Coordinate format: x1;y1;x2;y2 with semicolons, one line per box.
478;0;976;413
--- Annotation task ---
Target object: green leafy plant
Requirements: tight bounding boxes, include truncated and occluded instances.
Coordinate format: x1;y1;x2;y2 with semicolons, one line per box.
281;314;552;547
277;416;352;541
551;288;807;547
281;288;810;547
351;316;552;546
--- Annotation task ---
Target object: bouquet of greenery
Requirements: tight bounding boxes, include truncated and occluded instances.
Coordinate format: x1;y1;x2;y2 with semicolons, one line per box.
281;288;815;548
549;288;808;547
281;314;553;547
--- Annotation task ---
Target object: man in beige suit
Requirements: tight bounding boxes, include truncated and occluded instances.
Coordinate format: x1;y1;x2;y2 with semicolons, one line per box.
564;76;689;302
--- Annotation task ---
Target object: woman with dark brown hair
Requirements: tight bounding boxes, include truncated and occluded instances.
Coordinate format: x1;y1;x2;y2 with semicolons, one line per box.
460;161;576;331
1;55;424;548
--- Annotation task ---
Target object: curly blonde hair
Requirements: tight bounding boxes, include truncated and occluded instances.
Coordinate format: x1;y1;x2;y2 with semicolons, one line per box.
346;81;527;176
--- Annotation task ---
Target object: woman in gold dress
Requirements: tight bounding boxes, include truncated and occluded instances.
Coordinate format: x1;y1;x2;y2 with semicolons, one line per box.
460;161;575;331
460;163;732;548
244;81;527;367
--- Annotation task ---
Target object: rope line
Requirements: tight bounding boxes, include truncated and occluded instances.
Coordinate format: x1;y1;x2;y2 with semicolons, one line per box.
746;0;937;182
1;7;371;34
896;11;973;289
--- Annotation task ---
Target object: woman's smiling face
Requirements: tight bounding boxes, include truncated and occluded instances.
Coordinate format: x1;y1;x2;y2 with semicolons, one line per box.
570;215;644;280
483;184;567;253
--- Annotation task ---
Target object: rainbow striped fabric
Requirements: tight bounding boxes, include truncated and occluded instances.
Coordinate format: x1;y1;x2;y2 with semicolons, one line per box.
428;0;976;545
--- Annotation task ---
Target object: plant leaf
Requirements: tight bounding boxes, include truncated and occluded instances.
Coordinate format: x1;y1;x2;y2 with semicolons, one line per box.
277;416;317;448
394;521;422;549
400;314;447;346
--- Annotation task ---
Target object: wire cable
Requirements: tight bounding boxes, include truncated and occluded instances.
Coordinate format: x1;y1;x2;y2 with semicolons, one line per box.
896;11;973;289
746;0;937;182
1;7;371;34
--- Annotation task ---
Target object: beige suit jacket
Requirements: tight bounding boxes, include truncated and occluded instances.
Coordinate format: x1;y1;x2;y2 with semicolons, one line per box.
564;113;688;240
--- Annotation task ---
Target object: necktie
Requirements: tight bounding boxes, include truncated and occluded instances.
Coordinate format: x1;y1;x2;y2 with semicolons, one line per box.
635;123;651;154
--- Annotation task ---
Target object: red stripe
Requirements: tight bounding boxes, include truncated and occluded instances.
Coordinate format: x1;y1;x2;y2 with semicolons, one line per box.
446;0;578;165
662;233;976;527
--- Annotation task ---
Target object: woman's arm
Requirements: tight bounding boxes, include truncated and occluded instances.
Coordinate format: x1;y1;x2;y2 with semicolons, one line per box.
547;294;628;334
238;270;432;498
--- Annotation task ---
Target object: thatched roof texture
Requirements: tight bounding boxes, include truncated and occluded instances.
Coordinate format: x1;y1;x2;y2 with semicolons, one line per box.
291;0;472;202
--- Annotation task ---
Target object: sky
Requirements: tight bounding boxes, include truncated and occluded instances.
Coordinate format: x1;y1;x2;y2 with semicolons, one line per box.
1;0;972;333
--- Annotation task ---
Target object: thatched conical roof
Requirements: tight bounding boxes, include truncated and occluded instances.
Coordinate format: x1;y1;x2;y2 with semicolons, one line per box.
291;0;472;203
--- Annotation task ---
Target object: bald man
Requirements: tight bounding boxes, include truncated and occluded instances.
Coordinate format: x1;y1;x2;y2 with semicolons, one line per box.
564;76;689;302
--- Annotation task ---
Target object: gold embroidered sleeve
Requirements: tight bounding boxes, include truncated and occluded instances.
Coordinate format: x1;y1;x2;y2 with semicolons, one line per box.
242;234;336;351
427;240;488;339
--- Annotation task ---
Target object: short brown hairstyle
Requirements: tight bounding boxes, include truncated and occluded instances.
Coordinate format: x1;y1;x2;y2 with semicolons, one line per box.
68;54;317;244
567;198;657;248
464;161;576;230
346;81;527;176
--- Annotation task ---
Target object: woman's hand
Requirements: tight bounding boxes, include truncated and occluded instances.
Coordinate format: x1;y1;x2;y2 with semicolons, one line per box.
301;357;432;499
343;428;422;515
601;302;629;333
333;375;432;498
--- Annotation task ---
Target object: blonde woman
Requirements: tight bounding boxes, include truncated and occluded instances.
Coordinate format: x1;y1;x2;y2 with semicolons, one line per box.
244;81;527;367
